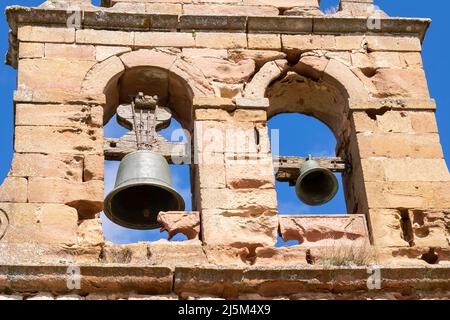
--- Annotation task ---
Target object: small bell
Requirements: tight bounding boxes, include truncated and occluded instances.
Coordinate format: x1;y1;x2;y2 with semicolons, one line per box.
104;150;185;230
295;156;338;206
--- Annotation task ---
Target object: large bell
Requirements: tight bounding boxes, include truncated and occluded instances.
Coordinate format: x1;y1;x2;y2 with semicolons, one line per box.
295;157;338;206
104;150;185;230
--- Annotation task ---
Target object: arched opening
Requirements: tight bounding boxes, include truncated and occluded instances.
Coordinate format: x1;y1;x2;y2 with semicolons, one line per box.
100;65;195;244
268;113;347;215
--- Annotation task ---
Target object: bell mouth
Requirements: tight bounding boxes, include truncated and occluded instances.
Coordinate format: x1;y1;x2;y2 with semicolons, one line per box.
295;169;338;206
104;183;185;230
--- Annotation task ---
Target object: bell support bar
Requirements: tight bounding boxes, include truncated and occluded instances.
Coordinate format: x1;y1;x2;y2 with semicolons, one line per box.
274;156;347;184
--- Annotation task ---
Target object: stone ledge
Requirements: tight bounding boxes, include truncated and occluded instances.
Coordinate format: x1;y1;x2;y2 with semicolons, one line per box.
1;264;449;298
6;5;431;67
174;265;450;298
0;264;173;295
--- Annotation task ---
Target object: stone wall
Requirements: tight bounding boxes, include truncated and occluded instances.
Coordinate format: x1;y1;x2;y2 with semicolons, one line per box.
0;0;449;299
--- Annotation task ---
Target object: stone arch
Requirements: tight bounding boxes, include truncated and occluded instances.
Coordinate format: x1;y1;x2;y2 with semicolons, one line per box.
259;56;371;216
244;56;369;146
81;49;213;129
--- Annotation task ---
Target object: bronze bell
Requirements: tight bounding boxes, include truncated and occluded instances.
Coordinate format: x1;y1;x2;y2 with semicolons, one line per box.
295;156;339;206
104;150;185;230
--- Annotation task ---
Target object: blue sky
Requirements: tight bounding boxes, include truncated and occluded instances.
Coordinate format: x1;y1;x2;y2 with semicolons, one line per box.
0;1;448;244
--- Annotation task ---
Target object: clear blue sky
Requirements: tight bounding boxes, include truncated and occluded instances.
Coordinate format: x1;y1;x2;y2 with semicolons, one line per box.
0;1;448;244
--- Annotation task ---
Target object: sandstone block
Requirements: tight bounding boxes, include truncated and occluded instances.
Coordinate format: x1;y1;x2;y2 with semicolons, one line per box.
369;69;430;99
157;211;200;240
19;42;44;59
194;109;233;121
183;4;278;16
18;59;96;92
0;177;27;203
95;46;131;62
354;133;443;159
183;48;228;59
27;178;103;217
135;32;195;48
279;215;369;245
248;34;281;50
146;3;182;14
365;181;450;209
10;153;84;182
76;29;134;46
0;203;78;245
225;156;275;189
195;32;247;49
282;35;336;51
18;26;75;43
15;126;103;154
45;43;95;60
78;218;105;247
15;104;99;128
83;154;104;181
189;56;255;83
193;163;226;189
201;213;278;247
199;188;277;215
228;49;287;68
400;52;423;69
351;52;403;70
335;35;365;51
369;209;410;247
366;36;422;52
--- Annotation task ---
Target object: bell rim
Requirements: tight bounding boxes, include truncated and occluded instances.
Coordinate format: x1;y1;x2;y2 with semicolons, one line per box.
295;167;339;206
103;181;186;230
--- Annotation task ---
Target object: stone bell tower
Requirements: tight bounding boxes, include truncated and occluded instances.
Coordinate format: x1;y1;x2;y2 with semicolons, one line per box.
0;0;449;299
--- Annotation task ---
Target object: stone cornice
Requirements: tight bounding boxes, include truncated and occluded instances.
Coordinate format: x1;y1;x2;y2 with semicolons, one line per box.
0;264;449;297
5;5;431;68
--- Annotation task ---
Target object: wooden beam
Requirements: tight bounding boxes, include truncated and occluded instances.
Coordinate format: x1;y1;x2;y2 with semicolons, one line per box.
274;156;347;183
104;133;188;163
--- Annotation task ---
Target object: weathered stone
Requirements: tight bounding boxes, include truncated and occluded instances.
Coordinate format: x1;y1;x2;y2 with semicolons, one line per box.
78;218;105;247
18;26;75;43
225;156;275;189
248;34;281;50
228;49;287;68
18;42;44;59
244;60;287;98
27;178;103;217
365;181;450;209
354;132;443;158
76;29;134;46
45;43;95;60
201;213;278;248
83;154;104;181
279;215;369;245
15;104;100;127
18;59;96;92
368;69;430;99
95;46;131;62
366;36;422;52
189;56;255;83
199;188;277;215
15;126;103;154
10;153;84;182
135;32;195;47
361;158;450;182
157;211;200;240
0;177;27;203
195;32;247;49
183;4;278;16
0;203;78;245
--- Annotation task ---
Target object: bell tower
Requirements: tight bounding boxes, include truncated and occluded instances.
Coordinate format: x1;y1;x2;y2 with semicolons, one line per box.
0;0;449;299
